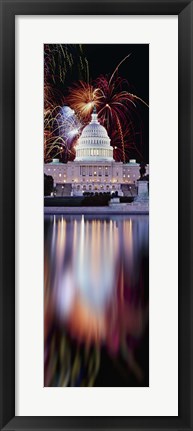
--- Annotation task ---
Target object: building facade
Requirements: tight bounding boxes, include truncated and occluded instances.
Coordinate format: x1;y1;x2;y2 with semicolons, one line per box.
44;108;149;196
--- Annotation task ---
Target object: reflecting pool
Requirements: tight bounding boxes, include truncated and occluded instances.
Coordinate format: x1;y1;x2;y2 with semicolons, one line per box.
44;215;149;387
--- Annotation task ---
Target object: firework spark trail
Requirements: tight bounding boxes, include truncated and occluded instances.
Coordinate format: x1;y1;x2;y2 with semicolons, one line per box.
65;82;103;121
115;113;126;163
109;52;149;108
95;74;140;159
109;53;131;85
44;105;83;162
44;44;89;86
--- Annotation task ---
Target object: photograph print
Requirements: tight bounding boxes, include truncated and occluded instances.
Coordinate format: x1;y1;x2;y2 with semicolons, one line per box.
44;44;149;387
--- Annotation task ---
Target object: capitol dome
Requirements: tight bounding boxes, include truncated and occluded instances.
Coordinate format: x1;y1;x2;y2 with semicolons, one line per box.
75;107;114;162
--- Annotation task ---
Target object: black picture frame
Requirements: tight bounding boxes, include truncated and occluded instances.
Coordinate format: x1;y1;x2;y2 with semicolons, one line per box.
0;0;192;430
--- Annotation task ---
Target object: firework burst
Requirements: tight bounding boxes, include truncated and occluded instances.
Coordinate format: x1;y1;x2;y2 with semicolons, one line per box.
44;106;83;162
65;54;148;162
96;75;148;162
65;81;103;121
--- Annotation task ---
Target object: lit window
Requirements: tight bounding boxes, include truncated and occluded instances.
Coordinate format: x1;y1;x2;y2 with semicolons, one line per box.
59;173;61;177
128;175;130;178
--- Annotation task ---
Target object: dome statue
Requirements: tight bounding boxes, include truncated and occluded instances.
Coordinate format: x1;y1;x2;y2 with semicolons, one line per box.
75;107;114;162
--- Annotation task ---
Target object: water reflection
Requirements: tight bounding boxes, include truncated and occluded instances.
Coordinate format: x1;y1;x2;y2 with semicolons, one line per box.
44;215;149;387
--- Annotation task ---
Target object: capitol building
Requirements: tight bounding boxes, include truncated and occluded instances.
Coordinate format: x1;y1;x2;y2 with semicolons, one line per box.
44;107;149;196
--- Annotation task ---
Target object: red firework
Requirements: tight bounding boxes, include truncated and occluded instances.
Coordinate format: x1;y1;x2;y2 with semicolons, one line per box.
95;52;148;162
65;54;148;162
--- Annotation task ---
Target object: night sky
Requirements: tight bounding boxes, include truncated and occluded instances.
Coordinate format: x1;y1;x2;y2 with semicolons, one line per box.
45;44;149;162
83;44;149;103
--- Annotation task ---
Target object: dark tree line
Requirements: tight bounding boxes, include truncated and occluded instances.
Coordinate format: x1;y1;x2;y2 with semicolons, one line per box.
44;174;53;196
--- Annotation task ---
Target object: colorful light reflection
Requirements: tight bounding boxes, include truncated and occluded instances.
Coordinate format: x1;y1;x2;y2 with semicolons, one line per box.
44;215;149;387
